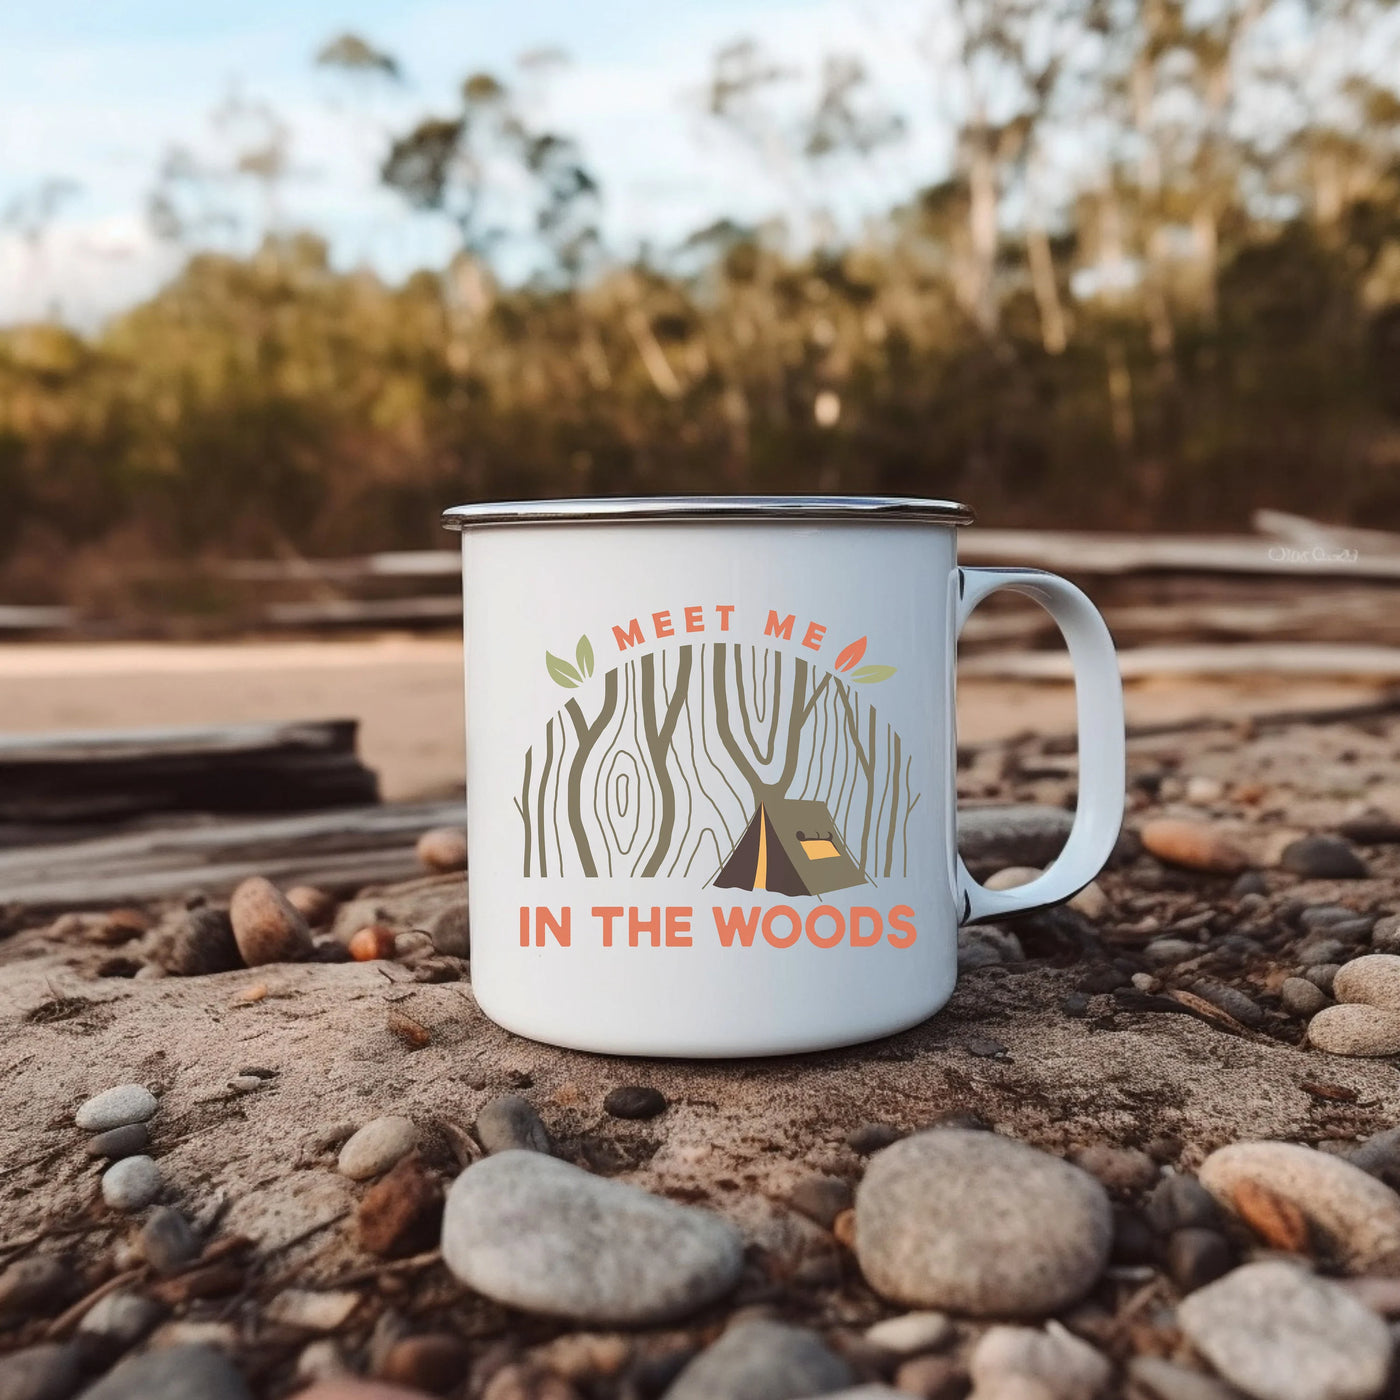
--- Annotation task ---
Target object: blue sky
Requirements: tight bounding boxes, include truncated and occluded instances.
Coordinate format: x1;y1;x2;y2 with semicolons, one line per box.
0;0;948;326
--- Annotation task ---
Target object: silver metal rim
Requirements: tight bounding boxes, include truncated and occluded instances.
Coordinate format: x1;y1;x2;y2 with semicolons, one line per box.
442;495;975;531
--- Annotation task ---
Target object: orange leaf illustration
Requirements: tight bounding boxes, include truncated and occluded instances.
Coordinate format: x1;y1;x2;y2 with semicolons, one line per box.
834;636;867;672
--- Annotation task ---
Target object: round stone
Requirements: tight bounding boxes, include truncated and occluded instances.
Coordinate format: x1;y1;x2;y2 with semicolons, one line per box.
1334;954;1400;1011
286;885;339;927
348;925;398;962
1178;1261;1391;1400
984;866;1042;891
337;1117;417;1181
1371;914;1400;953
160;907;240;976
101;1155;162;1211
864;1312;953;1356
86;1123;151;1161
78;1343;251;1400
0;1343;85;1400
969;1324;1110;1400
660;1320;852;1400
229;876;313;967
416;827;467;873
79;1290;164;1345
75;1084;158;1133
1072;1144;1158;1194
1199;1140;1400;1271
428;902;470;958
139;1207;199;1275
1140;820;1249;875
0;1255;68;1316
1280;836;1370;880
440;1149;744;1324
602;1085;668;1120
853;1130;1112;1316
1309;1003;1400;1057
1280;977;1330;1017
476;1095;552;1155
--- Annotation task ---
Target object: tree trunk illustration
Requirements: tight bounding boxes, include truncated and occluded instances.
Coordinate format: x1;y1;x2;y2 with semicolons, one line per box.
639;646;693;876
563;669;619;877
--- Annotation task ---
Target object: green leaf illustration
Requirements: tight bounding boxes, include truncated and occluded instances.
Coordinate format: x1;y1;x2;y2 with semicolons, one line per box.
546;652;582;688
851;664;897;683
576;634;594;679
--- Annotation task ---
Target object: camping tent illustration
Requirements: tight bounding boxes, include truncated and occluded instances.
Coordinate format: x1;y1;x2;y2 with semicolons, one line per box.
712;797;869;896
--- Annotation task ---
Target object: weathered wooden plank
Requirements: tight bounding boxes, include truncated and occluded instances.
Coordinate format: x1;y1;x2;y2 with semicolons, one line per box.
0;719;379;823
961;642;1400;681
0;800;466;910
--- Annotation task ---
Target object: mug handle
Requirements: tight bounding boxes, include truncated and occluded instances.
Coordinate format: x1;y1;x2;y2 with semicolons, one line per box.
955;566;1125;924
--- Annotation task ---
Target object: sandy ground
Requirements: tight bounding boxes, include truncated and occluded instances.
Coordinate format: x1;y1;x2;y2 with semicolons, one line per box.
0;637;1388;801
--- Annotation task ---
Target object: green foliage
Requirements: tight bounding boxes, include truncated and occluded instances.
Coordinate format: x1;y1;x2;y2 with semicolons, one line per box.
546;652;582;688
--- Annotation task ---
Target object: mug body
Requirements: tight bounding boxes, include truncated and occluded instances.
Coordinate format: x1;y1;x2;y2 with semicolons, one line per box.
452;498;973;1057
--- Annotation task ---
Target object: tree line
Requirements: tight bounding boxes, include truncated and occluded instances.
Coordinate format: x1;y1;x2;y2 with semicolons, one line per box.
1;0;1398;609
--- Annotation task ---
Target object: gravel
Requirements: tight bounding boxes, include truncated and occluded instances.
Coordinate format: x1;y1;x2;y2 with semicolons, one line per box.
660;1320;853;1400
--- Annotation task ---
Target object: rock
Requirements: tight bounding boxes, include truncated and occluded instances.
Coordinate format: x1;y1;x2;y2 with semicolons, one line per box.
100;1156;161;1211
1309;1004;1400;1057
1069;882;1109;920
427;902;470;958
1178;1261;1390;1400
293;1384;432;1400
1199;1141;1400;1270
157;908;240;977
357;1155;444;1258
846;1123;904;1154
228;877;313;967
1281;978;1330;1017
416;827;467;873
1127;1356;1245;1400
265;1290;363;1331
1301;905;1369;932
78;1290;163;1346
348;926;398;962
227;1075;265;1095
75;1086;157;1133
892;1355;966;1400
969;1323;1111;1400
1232;871;1269;897
1348;1128;1400;1190
476;1095;552;1155
660;1320;852;1400
958;926;1025;970
1280;836;1370;880
788;1175;854;1229
376;1334;470;1394
138;1208;198;1275
1307;964;1343;993
957;806;1075;869
1190;982;1266;1029
853;1130;1112;1316
294;1341;353;1385
337;1117;417;1180
0;1256;68;1316
1167;1229;1233;1292
1300;939;1350;968
1144;939;1199;967
286;886;338;927
602;1086;668;1120
985;866;1042;890
1334;955;1400;1011
864;1312;953;1356
85;1125;150;1161
0;1343;85;1400
1072;1144;1158;1195
77;1344;251;1400
441;1150;744;1323
1146;1175;1224;1235
1371;915;1400;953
1140;820;1249;875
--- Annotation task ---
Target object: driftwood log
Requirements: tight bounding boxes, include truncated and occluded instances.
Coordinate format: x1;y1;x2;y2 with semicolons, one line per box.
0;719;379;825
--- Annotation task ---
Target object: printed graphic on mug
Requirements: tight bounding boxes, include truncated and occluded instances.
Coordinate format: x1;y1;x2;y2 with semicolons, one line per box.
515;605;920;895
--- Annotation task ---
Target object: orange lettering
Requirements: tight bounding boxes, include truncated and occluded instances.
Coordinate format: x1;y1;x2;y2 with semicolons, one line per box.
850;907;883;947
536;906;571;947
763;906;802;948
765;611;795;641
888;905;917;948
714;906;760;947
684;606;704;633
613;618;645;650
802;620;827;650
716;604;735;631
593;906;623;948
652;611;674;639
666;907;693;946
519;906;530;947
806;905;845;948
630;906;662;947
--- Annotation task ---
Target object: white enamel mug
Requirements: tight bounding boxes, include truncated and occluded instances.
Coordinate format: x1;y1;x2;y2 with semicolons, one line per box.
443;496;1124;1057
